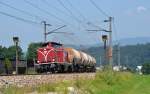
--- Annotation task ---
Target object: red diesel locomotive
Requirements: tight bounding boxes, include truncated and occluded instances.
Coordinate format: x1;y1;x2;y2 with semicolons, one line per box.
36;42;96;73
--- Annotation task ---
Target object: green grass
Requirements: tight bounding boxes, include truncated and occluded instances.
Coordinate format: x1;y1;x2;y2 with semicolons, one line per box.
0;72;150;94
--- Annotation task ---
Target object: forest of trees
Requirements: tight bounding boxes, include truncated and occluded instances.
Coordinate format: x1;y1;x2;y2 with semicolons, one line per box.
0;45;23;60
0;45;23;74
85;43;150;70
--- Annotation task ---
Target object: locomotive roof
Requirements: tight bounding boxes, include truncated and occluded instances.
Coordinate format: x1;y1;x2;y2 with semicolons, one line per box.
42;42;63;46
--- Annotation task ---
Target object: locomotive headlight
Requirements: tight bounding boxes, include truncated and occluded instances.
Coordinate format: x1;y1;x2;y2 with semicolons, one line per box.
52;59;55;62
37;61;40;63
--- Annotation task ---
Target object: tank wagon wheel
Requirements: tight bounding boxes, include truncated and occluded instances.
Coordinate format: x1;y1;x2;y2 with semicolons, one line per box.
60;65;65;73
73;63;79;73
67;65;74;73
56;64;66;73
36;68;41;73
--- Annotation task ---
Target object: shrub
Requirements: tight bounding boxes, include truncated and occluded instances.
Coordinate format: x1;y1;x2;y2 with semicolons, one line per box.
142;62;150;74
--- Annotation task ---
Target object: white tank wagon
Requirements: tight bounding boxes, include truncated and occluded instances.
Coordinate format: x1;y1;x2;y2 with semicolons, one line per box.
80;52;96;65
80;52;89;65
64;48;96;72
92;57;96;64
88;55;93;64
64;48;81;64
71;48;81;64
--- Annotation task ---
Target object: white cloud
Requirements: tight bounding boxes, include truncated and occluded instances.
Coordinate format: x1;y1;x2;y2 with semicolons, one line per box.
137;6;147;13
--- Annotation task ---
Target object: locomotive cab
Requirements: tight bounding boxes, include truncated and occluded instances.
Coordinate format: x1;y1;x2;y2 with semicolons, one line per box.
37;42;65;64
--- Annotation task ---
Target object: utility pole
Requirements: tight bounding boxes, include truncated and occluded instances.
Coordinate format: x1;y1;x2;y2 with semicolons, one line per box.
117;43;120;68
41;21;70;43
87;16;113;70
99;56;101;68
102;35;108;66
41;21;51;42
104;17;113;69
109;17;113;69
13;37;19;74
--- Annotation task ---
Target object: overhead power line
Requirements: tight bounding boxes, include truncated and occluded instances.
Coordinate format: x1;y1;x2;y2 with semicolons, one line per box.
0;11;40;25
89;0;109;17
57;0;81;23
41;0;80;28
42;0;68;16
113;19;119;43
47;25;67;35
42;0;81;22
63;0;103;31
24;0;67;24
0;1;45;21
65;0;86;21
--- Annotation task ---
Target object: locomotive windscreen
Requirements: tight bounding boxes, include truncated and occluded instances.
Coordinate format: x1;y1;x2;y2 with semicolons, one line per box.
42;42;63;48
51;42;62;48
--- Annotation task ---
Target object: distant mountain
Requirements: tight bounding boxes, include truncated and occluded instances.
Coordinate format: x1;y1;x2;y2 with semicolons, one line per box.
118;37;150;46
84;43;150;69
63;44;101;50
64;37;150;49
92;37;150;47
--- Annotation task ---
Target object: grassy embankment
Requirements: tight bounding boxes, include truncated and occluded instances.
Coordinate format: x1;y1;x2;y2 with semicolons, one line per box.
0;71;150;94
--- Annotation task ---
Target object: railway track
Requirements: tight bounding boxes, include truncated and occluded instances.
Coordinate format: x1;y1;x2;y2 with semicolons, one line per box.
0;73;95;87
0;72;95;76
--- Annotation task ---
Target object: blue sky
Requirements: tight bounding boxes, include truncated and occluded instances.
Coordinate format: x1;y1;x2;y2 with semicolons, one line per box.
0;0;150;51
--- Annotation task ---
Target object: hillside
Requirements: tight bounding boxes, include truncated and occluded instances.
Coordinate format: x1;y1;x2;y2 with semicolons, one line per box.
84;43;150;69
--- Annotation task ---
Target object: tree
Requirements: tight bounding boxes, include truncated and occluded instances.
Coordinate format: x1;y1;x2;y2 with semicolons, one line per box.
6;45;23;60
4;58;12;74
26;42;42;67
27;42;43;60
0;46;7;58
141;62;150;74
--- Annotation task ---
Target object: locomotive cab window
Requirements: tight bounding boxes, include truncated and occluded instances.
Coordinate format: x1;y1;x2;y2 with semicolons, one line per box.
51;42;62;48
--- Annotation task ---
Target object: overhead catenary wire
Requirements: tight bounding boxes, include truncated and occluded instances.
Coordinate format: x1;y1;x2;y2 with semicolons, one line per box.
65;1;102;44
89;0;109;17
0;11;40;25
0;1;46;21
46;25;67;35
113;19;119;44
65;0;87;21
40;0;82;30
24;0;68;24
41;0;71;18
57;0;97;33
42;0;66;13
62;0;105;32
65;0;97;31
57;0;82;23
42;0;84;25
87;21;106;31
41;0;87;33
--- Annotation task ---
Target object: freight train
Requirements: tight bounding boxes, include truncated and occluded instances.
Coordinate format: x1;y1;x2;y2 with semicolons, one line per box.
35;42;96;73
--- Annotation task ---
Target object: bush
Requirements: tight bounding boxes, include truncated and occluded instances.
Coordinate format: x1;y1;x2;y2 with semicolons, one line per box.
142;62;150;74
4;58;13;74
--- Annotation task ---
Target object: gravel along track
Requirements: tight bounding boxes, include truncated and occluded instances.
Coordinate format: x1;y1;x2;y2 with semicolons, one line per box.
0;73;95;87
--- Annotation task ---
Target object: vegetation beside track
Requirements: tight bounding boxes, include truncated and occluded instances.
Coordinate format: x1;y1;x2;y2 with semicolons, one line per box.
0;71;150;94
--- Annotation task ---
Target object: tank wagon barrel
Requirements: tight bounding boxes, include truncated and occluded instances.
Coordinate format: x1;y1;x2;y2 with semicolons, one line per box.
64;47;96;72
65;48;96;65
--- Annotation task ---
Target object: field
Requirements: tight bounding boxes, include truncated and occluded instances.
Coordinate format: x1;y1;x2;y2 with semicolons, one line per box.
0;71;150;94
